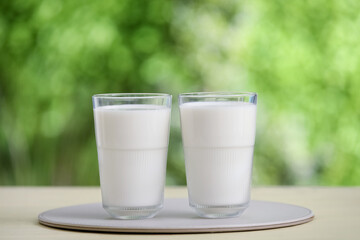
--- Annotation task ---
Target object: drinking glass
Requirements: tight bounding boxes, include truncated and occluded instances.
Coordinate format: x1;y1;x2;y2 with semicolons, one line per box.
93;93;172;219
179;92;257;218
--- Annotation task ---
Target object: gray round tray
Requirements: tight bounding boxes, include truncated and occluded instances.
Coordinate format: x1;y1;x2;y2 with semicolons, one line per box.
38;198;314;233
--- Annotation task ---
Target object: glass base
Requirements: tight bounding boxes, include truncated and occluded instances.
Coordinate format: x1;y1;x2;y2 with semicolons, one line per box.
190;202;249;218
103;203;162;220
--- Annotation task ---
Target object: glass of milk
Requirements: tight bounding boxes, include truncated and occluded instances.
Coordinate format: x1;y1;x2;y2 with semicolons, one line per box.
92;93;172;219
179;92;257;218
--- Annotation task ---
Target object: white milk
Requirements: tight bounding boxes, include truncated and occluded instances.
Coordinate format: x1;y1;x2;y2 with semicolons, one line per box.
180;102;257;206
94;105;171;208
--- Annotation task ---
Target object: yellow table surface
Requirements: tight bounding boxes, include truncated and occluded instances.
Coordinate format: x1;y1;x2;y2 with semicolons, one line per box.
0;186;359;240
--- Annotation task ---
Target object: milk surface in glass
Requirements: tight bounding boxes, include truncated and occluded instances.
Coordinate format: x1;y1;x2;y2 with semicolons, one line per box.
180;101;257;214
94;104;170;216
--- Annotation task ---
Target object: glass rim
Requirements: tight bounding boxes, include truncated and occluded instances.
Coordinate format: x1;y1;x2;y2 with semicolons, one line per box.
179;91;257;98
92;93;171;99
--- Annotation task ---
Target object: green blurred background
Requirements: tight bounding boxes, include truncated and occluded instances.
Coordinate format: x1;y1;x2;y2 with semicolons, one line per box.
0;0;359;186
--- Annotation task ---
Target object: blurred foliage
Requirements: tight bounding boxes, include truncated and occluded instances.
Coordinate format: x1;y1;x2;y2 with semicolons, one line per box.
0;0;359;186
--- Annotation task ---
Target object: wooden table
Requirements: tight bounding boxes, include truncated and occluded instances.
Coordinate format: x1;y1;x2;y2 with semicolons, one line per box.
0;186;359;239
